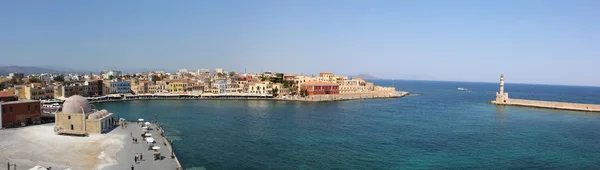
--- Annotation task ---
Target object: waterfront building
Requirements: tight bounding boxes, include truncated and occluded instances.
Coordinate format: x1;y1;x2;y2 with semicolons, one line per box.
339;79;361;94
169;80;189;93
249;82;271;94
0;99;41;128
131;81;150;94
272;83;289;95
300;82;340;95
84;79;105;97
55;95;115;135
54;83;88;99
110;80;132;94
213;78;227;94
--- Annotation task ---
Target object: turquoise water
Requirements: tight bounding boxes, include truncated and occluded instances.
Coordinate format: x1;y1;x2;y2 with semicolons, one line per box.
95;80;600;169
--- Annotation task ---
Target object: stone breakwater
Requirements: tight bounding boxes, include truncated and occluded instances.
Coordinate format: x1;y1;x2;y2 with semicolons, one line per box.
490;98;600;112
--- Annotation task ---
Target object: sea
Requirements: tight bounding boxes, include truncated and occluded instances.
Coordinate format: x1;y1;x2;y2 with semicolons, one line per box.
95;80;600;169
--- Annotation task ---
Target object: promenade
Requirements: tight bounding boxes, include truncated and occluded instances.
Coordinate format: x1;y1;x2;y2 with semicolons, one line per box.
103;122;181;170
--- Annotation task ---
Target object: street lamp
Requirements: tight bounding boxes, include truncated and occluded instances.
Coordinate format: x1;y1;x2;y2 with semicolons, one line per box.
7;162;16;170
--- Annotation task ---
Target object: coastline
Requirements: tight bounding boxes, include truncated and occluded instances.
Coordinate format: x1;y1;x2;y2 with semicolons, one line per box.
83;91;409;104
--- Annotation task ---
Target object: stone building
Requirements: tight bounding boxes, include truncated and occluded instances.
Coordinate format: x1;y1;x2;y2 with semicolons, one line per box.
0;99;41;128
300;82;340;95
55;95;115;135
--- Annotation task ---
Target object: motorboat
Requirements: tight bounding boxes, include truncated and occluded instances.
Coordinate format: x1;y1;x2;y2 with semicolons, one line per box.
458;87;468;91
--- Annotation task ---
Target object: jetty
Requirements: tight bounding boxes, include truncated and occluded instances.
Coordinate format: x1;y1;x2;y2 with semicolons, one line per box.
489;74;600;112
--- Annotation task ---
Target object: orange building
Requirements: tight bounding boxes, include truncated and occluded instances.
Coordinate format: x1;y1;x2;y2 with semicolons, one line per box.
0;100;41;128
300;82;340;95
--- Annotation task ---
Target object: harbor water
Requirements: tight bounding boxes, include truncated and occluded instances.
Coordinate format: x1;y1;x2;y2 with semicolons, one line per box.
95;80;600;169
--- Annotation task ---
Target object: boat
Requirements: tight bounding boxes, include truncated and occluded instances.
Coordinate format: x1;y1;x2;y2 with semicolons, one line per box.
458;87;468;91
42;103;61;113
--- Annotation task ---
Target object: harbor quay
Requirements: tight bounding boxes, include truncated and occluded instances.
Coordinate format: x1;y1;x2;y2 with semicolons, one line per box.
490;74;600;112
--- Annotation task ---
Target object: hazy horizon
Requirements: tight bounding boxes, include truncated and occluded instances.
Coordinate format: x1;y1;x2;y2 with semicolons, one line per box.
1;1;598;86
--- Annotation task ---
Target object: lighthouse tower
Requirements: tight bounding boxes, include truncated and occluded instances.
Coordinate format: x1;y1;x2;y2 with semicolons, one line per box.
495;74;509;104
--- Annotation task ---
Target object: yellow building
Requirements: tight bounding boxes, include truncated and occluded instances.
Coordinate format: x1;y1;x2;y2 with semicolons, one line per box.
169;80;188;93
24;84;46;100
55;95;115;135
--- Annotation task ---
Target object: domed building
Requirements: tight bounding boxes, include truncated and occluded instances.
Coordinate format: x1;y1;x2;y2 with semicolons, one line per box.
55;95;115;135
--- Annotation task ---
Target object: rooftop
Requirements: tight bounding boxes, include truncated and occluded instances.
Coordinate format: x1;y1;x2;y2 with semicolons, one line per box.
0;91;16;97
301;82;339;85
1;99;39;104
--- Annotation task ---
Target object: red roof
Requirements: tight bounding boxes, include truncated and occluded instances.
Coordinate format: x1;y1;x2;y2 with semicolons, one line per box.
0;91;16;97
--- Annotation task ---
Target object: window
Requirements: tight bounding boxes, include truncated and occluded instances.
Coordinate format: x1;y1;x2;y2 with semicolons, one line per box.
9;107;13;112
70;124;74;130
2;108;5;113
28;105;31;111
68;116;71;119
35;105;39;110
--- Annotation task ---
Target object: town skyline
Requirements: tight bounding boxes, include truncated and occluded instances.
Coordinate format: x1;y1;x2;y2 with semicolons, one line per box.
2;1;599;86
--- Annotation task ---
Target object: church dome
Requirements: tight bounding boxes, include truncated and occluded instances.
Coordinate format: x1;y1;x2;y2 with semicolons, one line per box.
61;95;91;114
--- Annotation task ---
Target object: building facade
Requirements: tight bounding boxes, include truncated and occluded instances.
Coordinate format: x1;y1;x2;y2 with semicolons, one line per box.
110;81;131;94
0;100;41;128
55;95;115;135
300;82;340;95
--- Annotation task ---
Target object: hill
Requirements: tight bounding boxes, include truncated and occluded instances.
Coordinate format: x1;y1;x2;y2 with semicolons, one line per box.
0;65;86;76
347;74;378;79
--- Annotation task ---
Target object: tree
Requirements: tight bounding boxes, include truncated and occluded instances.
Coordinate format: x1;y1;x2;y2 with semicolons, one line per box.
272;87;279;97
300;88;309;97
228;72;236;77
260;76;267;81
54;75;65;82
217;73;224;77
28;77;42;83
108;75;115;80
0;82;5;89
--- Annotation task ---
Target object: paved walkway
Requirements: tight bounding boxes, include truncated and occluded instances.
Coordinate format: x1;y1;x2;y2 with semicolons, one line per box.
103;122;179;170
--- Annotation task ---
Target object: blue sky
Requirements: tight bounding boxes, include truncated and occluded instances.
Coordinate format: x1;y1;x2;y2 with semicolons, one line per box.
1;0;598;86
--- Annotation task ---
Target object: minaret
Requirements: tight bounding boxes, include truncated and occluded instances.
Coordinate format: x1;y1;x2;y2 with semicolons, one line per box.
499;74;504;94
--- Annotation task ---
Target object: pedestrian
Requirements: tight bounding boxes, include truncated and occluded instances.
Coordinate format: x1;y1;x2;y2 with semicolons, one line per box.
134;154;137;163
131;165;134;170
130;132;132;137
140;153;143;161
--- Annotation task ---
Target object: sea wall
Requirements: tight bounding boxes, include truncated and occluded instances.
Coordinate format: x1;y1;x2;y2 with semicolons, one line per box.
84;91;409;104
492;98;600;112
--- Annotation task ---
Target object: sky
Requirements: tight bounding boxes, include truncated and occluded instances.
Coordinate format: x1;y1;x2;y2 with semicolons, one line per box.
0;0;598;86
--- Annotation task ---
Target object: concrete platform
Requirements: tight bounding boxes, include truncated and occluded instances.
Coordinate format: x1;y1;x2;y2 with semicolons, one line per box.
490;98;600;112
102;123;180;170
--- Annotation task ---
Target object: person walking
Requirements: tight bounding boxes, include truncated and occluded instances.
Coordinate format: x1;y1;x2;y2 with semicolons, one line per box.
134;154;137;163
131;165;134;170
140;153;143;161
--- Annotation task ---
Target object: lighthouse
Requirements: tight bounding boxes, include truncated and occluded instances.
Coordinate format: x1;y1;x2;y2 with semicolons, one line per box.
499;74;504;94
495;74;509;104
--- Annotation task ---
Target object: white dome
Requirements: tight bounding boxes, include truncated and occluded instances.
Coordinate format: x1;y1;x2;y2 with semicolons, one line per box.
62;95;91;114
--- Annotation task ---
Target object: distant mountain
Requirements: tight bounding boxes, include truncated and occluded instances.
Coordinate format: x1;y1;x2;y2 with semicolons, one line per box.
347;74;378;79
0;65;87;76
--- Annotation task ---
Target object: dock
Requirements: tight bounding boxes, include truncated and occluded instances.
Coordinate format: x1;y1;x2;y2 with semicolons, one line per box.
489;74;600;112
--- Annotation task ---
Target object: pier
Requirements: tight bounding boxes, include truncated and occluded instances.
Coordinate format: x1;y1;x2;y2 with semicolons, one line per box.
489;74;600;112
